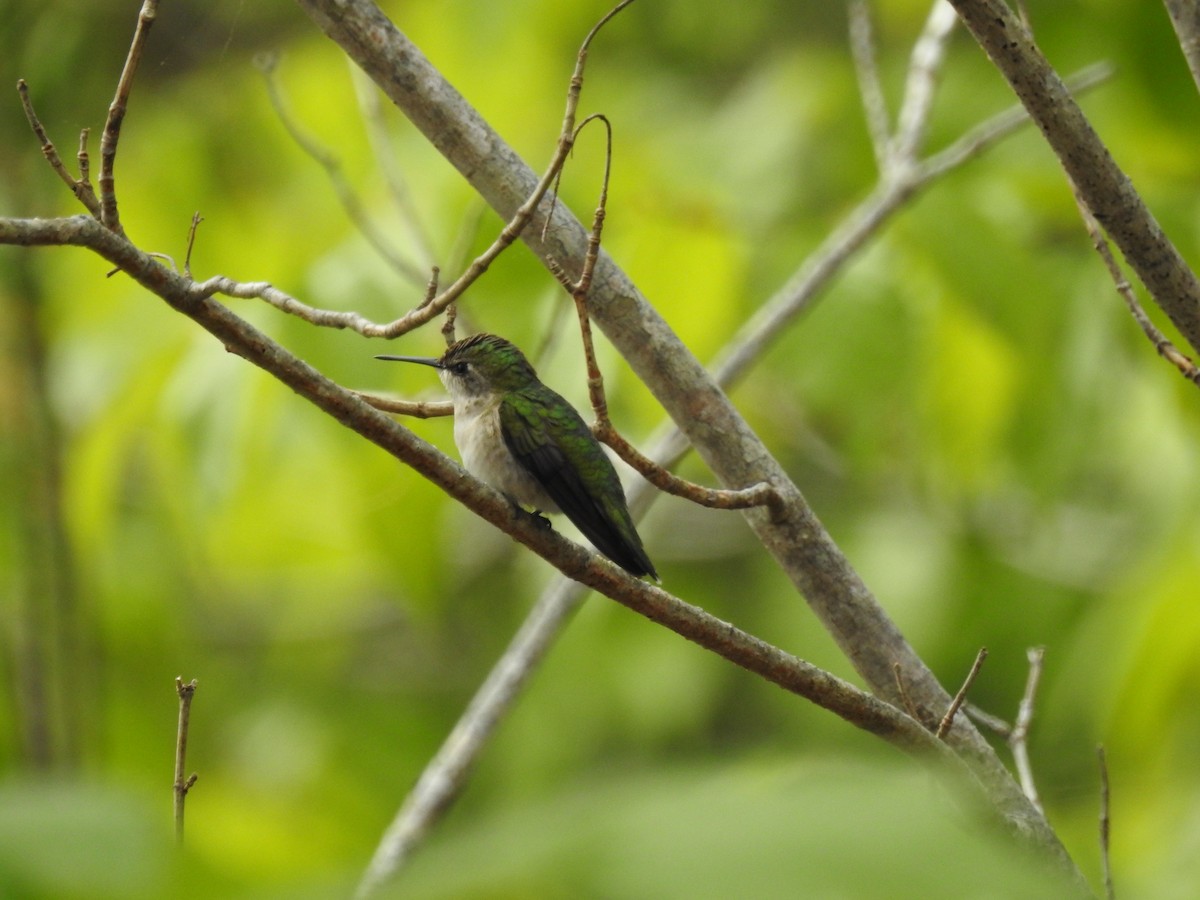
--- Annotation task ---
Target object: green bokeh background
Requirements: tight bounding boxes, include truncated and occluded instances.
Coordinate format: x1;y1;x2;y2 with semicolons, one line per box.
3;1;1200;896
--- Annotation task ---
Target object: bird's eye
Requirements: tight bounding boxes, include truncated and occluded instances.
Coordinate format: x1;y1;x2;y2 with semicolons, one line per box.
450;362;469;376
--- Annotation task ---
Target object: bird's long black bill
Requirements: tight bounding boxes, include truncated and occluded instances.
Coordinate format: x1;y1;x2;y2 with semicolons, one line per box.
376;355;442;368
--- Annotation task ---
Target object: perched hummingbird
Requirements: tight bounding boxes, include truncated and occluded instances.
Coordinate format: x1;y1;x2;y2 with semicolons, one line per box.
377;333;658;580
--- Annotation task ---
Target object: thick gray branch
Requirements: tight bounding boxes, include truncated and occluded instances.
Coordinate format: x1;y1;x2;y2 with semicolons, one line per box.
949;0;1200;353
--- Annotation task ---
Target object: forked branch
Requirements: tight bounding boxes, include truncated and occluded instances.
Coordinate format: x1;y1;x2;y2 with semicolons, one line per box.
17;81;102;218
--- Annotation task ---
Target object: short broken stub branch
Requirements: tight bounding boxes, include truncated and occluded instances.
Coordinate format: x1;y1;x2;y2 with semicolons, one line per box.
173;676;199;845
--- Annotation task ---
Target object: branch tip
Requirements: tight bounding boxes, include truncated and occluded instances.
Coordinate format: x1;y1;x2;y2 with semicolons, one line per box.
937;647;987;740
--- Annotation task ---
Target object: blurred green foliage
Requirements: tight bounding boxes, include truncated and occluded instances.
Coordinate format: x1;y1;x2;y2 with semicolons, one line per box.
3;0;1200;896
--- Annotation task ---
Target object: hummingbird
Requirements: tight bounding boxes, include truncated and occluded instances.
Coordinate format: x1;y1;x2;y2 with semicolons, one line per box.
377;333;658;580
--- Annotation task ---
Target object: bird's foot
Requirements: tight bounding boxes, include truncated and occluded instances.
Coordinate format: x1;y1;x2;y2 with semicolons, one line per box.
510;501;552;531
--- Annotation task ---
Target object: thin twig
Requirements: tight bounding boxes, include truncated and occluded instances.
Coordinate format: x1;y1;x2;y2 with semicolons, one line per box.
418;2;638;312
1010;646;1045;812
559;113;612;424
848;0;891;171
848;0;957;172
184;212;203;279
1097;744;1115;900
173;677;199;845
99;0;159;236
416;266;440;309
16;80;103;218
1073;185;1200;386
936;647;987;739
436;202;487;339
443;201;488;288
893;662;921;721
440;304;459;346
77;128;92;196
970;650;1048;812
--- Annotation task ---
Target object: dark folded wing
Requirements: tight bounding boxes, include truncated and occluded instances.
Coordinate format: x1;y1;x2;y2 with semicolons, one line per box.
499;392;656;578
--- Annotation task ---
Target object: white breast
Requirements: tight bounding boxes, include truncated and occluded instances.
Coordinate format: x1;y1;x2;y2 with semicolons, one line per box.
450;392;559;513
